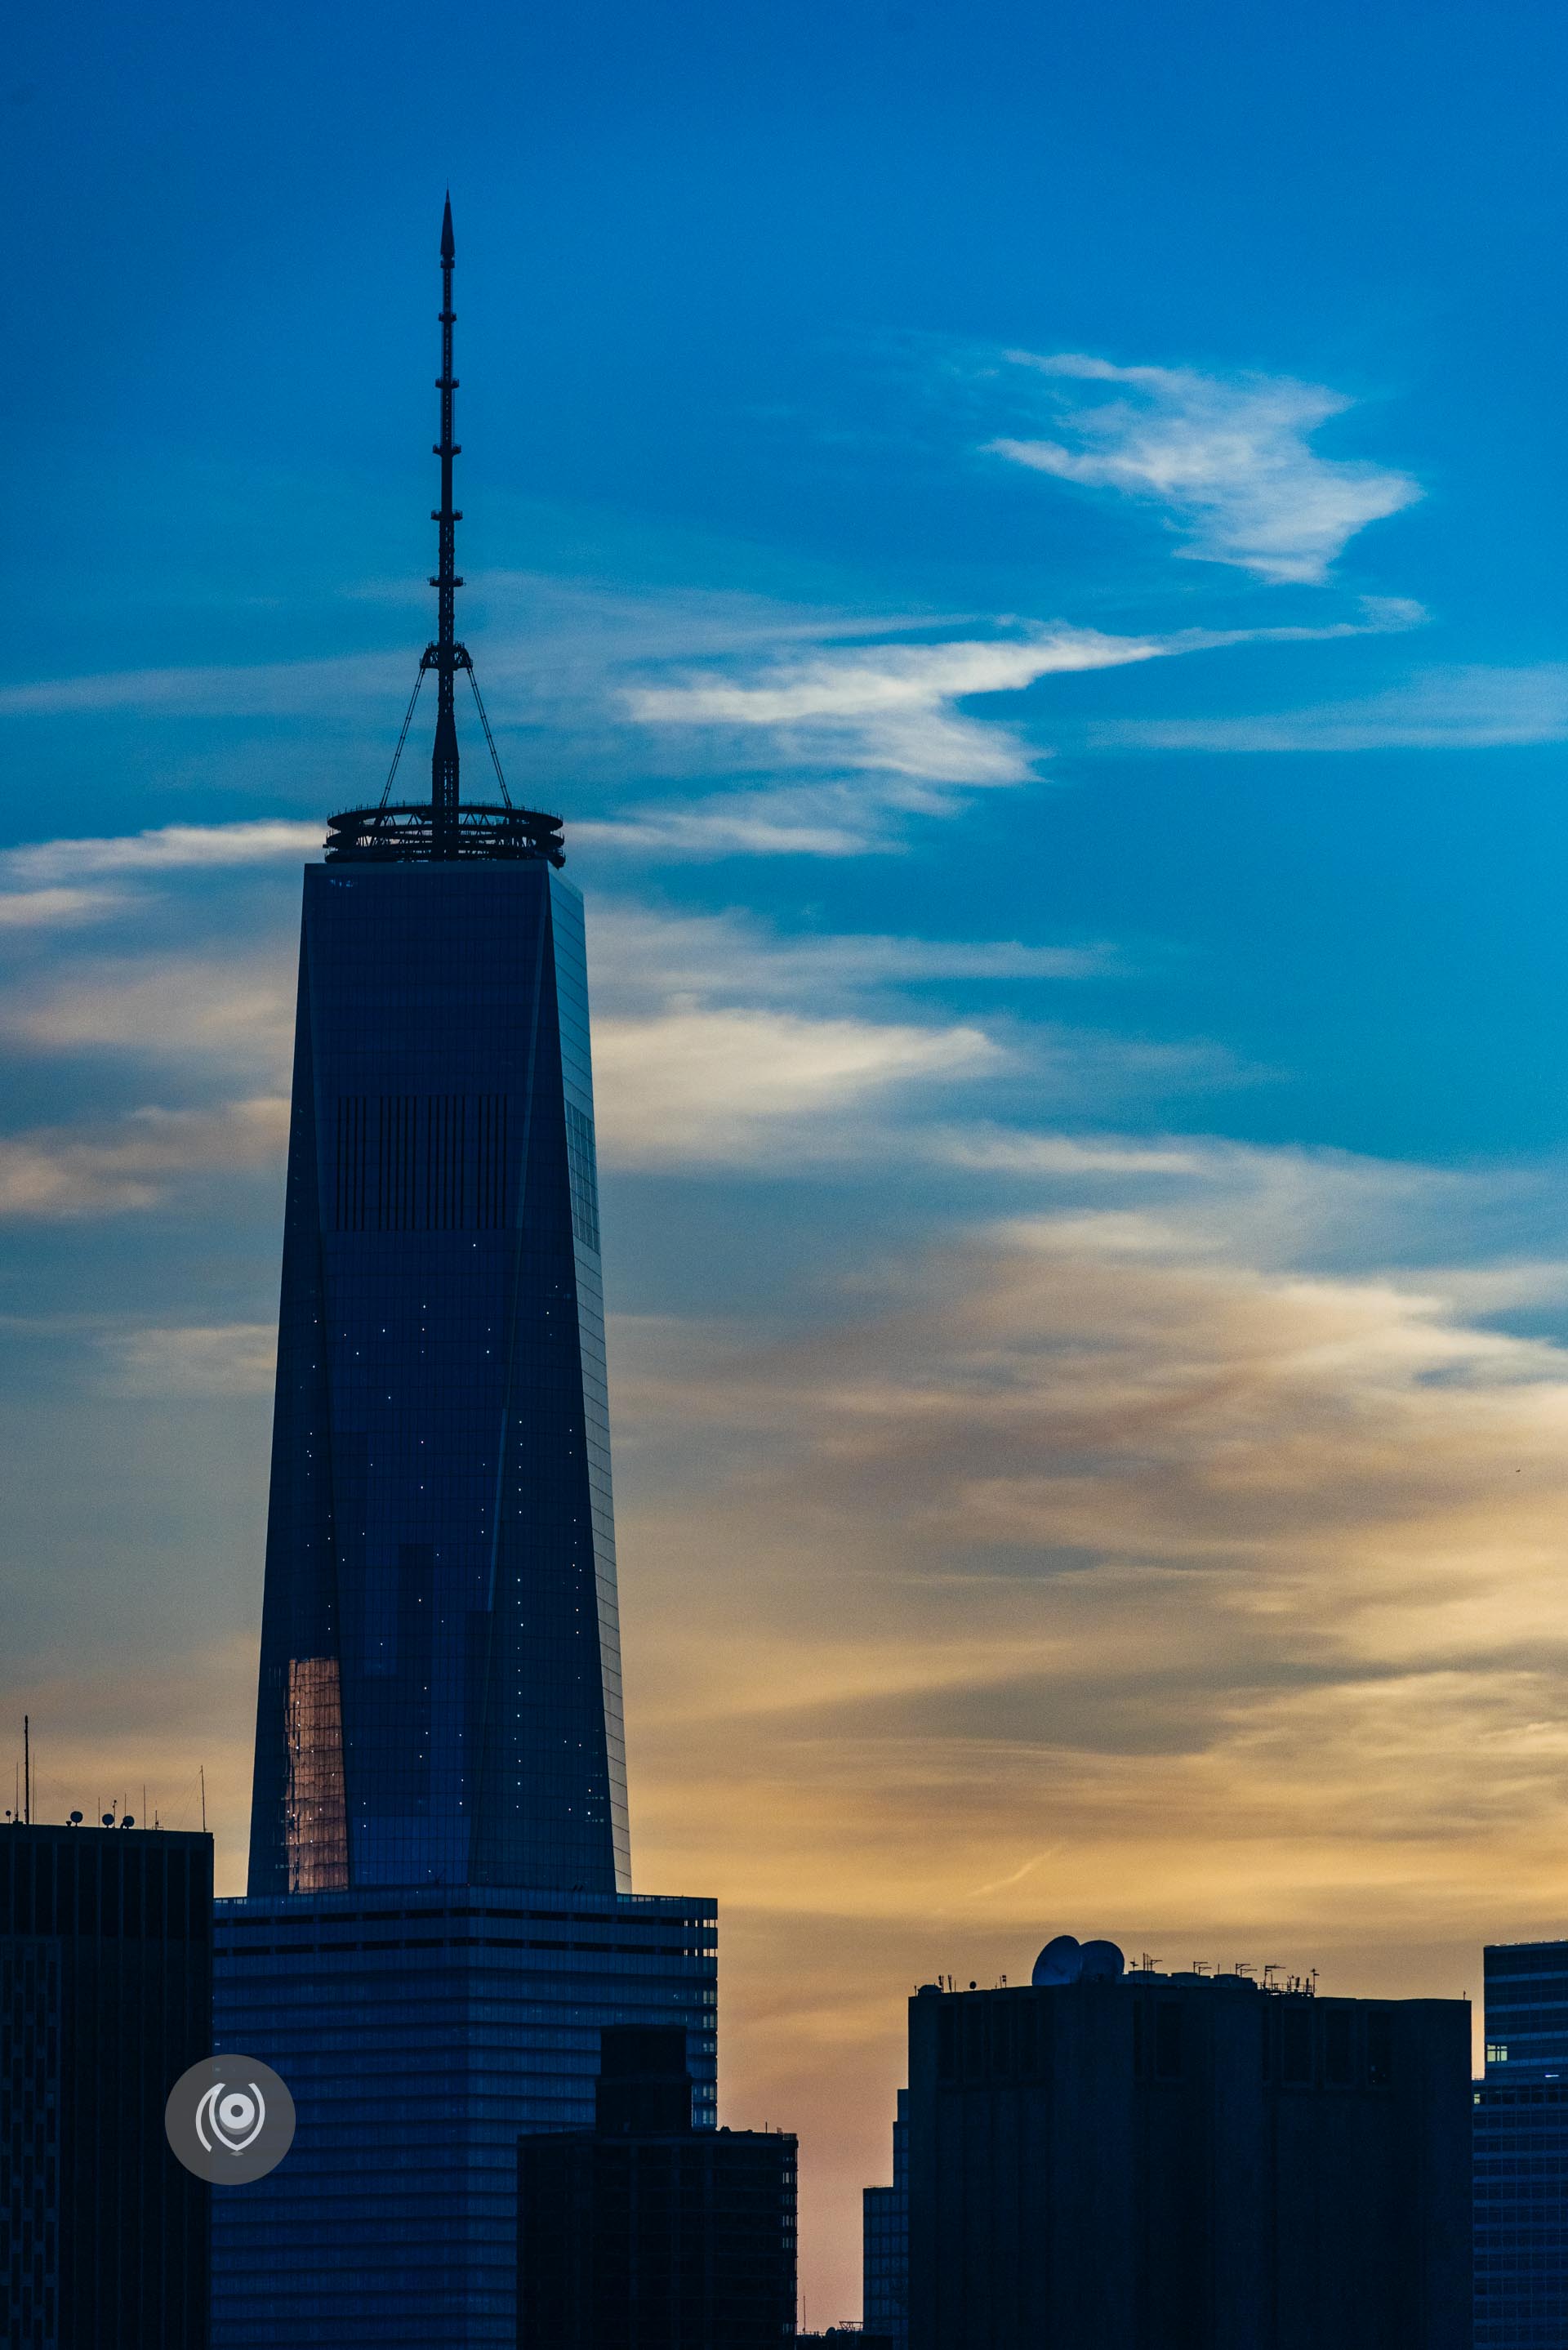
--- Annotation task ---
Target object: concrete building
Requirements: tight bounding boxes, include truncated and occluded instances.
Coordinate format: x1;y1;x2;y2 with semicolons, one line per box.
515;2026;795;2349
902;1933;1472;2350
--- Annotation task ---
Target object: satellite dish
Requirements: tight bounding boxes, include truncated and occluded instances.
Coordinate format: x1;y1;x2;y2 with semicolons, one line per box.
1032;1934;1082;1987
1079;1939;1126;1981
101;1813;114;1827
121;1815;135;1829
68;1810;83;1826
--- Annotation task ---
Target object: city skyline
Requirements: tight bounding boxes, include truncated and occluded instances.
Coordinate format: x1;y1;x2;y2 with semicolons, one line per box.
4;0;1568;2315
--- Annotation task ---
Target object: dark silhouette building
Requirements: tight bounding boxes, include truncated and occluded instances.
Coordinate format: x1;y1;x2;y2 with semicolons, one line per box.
213;203;716;2348
516;2025;796;2348
1474;1938;1568;2346
862;2088;907;2347
0;1820;213;2350
903;1934;1472;2350
248;242;627;1919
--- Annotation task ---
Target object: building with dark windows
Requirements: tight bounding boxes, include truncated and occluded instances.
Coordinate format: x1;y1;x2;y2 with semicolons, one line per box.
245;848;628;1900
1475;1938;1568;2346
212;203;717;2349
902;1933;1471;2350
862;2088;908;2348
516;2025;796;2349
0;1821;213;2350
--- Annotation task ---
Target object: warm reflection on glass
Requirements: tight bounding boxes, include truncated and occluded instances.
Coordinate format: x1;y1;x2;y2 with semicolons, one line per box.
283;1656;348;1893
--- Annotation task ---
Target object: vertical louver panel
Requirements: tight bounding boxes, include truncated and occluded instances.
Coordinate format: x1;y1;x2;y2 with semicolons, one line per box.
332;1095;510;1231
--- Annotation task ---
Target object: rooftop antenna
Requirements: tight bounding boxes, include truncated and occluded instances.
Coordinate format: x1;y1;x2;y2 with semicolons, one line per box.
428;192;464;858
23;1715;29;1826
363;195;519;856
200;1764;207;1836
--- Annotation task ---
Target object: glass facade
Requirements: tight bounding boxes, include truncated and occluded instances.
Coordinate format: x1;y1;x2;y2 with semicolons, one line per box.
248;860;629;1897
1483;1939;1568;2082
1477;1941;1568;2345
223;844;719;2343
212;1886;718;2348
862;2089;908;2348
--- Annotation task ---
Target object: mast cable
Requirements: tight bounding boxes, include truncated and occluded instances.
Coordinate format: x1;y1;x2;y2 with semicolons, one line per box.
465;666;514;808
379;669;427;810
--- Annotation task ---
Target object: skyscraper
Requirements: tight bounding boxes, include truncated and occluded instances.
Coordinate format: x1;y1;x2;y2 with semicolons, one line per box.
1;1821;214;2350
247;202;626;1898
213;204;716;2349
1474;1938;1568;2346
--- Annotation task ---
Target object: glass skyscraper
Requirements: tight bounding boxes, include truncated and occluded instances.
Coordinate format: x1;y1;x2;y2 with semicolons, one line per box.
247;858;629;1899
213;204;716;2347
1475;1938;1568;2347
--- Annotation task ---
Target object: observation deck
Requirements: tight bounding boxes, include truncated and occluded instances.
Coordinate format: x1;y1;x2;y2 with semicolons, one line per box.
323;801;566;865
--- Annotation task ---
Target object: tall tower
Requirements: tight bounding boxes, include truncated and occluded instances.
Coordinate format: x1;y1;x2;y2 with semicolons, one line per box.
216;211;715;2350
246;197;629;1900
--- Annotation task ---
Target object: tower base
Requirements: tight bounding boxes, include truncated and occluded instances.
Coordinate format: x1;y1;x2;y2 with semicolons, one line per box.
212;1885;717;2348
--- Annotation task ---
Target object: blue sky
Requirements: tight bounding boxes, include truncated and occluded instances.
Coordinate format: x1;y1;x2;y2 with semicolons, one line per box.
5;0;1568;2315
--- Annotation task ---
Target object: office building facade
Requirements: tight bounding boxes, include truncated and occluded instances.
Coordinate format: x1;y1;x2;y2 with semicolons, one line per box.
516;2025;795;2349
904;1938;1471;2350
214;1891;716;2347
215;205;718;2347
862;2087;908;2348
0;1822;213;2350
247;852;627;1899
1475;1938;1568;2346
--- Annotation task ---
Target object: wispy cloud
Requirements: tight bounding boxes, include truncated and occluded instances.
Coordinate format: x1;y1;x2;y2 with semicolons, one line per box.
595;1007;999;1167
0;652;404;720
988;354;1420;584
97;1322;277;1396
1;819;323;886
0;887;126;928
626;619;1397;776
0;575;945;733
626;627;1166;787
1093;663;1568;753
0;947;296;1077
605;609;1417;855
587;900;1113;1010
0;1099;287;1217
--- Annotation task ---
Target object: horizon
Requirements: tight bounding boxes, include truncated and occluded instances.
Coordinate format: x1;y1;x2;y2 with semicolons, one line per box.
4;0;1568;2318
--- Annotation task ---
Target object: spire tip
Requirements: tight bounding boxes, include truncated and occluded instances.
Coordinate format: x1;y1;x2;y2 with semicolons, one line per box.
441;193;455;264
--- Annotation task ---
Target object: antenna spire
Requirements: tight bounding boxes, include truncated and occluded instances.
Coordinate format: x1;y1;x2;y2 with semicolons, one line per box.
323;203;568;867
423;191;468;857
